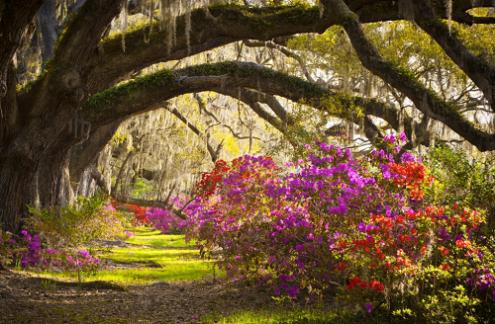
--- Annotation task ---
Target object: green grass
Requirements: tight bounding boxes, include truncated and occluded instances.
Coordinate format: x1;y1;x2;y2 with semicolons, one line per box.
16;227;375;322
27;226;219;285
200;307;371;324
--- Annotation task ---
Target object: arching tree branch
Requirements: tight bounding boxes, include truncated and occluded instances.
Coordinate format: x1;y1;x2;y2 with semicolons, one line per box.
86;1;491;93
411;0;495;108
244;39;314;82
162;105;223;163
320;0;495;151
84;62;455;150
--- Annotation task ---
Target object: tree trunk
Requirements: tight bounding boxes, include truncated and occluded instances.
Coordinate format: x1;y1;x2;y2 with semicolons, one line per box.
0;156;37;232
37;147;75;208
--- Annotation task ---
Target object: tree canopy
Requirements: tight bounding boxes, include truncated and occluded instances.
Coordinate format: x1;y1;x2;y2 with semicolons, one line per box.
1;0;495;231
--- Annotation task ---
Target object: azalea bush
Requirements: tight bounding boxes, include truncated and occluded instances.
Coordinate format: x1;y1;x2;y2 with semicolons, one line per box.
42;248;101;282
123;196;187;234
427;145;495;227
185;134;495;321
0;229;101;281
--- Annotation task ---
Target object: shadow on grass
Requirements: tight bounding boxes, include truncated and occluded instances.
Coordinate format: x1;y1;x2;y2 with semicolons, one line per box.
22;276;126;291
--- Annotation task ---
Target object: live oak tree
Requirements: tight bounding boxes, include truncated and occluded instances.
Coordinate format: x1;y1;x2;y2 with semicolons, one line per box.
1;0;495;231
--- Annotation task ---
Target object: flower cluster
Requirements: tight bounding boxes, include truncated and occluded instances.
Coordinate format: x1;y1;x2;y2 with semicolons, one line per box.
122;196;187;233
127;203;148;224
185;133;495;316
466;268;495;302
197;159;231;197
19;230;42;267
0;229;101;277
146;206;185;234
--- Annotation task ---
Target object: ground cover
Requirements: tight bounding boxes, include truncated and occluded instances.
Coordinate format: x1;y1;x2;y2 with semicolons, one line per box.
1;227;342;323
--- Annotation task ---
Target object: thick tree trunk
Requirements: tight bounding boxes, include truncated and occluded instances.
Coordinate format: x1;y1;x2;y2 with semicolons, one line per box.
37;146;75;208
0;156;37;232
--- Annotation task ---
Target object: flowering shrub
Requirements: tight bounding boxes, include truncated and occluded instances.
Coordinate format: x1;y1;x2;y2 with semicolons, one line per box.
42;248;101;282
127;203;149;224
197;159;232;198
146;207;185;234
123;197;186;234
19;229;42;267
185;134;495;321
0;229;101;282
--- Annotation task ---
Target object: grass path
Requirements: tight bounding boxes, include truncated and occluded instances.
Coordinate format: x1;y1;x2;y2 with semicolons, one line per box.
30;227;218;285
0;227;353;323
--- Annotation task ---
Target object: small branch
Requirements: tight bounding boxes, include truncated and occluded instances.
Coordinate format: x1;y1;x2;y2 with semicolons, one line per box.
163;105;221;162
244;39;314;82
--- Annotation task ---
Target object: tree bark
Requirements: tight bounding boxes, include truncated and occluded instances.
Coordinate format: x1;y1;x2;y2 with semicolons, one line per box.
0;156;37;232
37;147;75;208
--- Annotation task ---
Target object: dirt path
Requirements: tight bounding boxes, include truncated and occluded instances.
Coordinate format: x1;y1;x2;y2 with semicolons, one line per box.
0;229;275;323
0;270;273;323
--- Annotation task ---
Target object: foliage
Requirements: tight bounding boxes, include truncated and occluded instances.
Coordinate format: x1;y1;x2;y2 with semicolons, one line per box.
0;228;101;282
130;178;155;198
427;145;495;225
0;231;16;267
185;134;495;321
28;194;126;247
122;196;187;233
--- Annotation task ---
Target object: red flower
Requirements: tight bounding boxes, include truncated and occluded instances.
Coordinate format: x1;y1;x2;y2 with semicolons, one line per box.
438;246;449;256
370;280;385;293
456;239;468;249
387;161;427;200
346;276;365;290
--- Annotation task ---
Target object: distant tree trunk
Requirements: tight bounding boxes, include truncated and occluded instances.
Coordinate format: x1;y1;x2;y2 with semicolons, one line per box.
38;0;58;64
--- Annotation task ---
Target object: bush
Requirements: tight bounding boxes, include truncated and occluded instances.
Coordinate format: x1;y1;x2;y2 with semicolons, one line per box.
0;228;101;282
427;145;495;226
28;194;126;247
185;134;495;321
122;196;187;233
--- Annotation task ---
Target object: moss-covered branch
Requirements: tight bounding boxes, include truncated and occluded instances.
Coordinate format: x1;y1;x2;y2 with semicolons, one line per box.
83;61;493;149
86;1;491;94
411;0;495;108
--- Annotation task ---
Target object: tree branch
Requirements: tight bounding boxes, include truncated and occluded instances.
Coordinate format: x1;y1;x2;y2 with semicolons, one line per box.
163;105;222;163
85;62;439;149
244;39;314;82
195;94;261;141
320;0;495;151
53;0;123;65
87;1;491;93
411;0;495;108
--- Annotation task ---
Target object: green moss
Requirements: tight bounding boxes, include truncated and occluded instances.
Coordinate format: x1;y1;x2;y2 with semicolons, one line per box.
85;69;174;110
320;93;364;120
208;4;319;33
85;61;328;119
